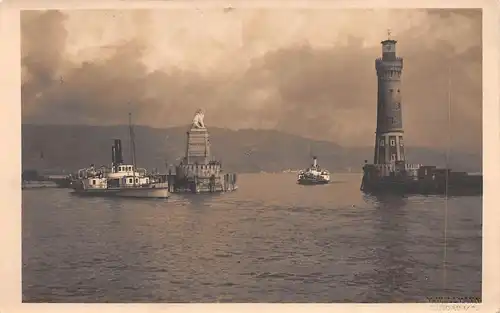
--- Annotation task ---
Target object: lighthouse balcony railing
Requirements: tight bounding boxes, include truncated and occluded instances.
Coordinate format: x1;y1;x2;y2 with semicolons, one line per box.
365;163;422;178
375;57;403;68
375;56;403;63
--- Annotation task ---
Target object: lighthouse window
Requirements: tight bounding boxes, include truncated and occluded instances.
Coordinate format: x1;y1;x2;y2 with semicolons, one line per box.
390;139;396;146
391;154;396;161
92;179;96;185
389;89;394;93
380;139;385;146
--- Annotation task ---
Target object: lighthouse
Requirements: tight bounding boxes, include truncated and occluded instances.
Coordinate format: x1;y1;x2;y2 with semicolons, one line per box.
359;33;482;196
373;30;405;164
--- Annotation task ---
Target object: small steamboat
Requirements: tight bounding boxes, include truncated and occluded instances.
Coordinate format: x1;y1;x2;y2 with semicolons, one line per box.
22;169;74;189
72;160;169;199
71;115;169;199
297;156;331;185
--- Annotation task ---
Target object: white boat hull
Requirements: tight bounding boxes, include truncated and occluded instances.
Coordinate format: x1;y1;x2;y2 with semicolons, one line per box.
297;177;330;185
73;187;169;199
115;188;169;199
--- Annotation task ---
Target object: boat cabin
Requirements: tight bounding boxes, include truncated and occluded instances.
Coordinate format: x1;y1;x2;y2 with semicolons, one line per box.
81;177;108;190
106;175;150;188
82;175;151;190
78;164;150;190
107;164;146;178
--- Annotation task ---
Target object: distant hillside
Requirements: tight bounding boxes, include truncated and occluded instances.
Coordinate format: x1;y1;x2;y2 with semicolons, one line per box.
21;124;482;174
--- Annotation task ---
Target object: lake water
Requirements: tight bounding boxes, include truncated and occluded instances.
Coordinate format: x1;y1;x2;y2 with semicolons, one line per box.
22;173;482;302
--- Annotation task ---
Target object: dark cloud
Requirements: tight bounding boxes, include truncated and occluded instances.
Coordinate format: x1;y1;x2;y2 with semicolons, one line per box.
21;9;482;153
21;10;68;117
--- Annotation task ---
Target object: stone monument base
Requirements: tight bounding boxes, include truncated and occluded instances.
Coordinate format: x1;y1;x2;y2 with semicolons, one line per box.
186;127;210;165
166;112;238;194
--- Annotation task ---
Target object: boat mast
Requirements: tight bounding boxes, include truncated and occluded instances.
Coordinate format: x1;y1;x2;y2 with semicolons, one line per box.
129;112;137;187
164;134;169;173
443;63;452;289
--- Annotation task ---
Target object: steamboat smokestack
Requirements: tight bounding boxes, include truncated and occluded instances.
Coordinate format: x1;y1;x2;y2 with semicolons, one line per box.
113;139;123;164
112;145;116;164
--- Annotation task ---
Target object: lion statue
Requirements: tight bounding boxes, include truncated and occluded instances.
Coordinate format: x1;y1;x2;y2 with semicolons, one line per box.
192;109;206;129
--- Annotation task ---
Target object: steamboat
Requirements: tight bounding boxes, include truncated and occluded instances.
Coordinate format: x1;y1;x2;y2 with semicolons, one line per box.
297;156;331;185
71;114;169;199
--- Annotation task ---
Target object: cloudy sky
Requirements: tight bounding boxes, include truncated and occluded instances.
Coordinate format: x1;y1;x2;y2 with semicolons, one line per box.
21;8;482;151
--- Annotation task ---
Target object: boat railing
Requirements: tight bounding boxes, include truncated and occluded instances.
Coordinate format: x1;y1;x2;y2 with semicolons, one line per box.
107;182;164;189
136;168;147;176
78;168;92;179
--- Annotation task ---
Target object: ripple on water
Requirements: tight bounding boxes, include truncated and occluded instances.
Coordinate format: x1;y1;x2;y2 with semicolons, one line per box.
22;174;482;302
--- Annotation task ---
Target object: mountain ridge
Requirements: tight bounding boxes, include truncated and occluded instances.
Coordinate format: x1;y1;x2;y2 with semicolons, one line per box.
21;124;482;174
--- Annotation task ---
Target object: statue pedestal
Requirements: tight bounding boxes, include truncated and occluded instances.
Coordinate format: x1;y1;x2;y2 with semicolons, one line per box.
185;127;210;164
169;119;238;194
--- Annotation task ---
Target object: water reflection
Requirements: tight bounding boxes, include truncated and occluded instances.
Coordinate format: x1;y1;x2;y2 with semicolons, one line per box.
359;194;420;302
22;174;481;302
178;192;223;208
